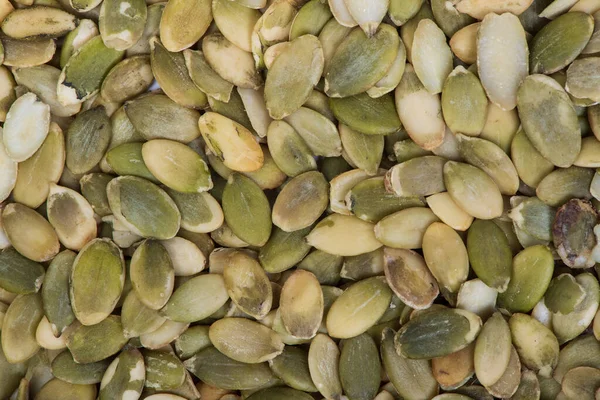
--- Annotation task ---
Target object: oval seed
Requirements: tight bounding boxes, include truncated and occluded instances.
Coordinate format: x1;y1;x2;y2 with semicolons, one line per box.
42;250;75;334
268;346;317;392
99;0;146;51
326;277;392;338
266;120;317;178
375;207;439;249
36;379;96;400
159;0;211;52
223;250;272;320
1;293;44;364
412;19;452;95
121;290;166;338
144;350;186;390
485;345;521;398
284;107;342;157
1;6;77;39
510;129;555;188
99;348;145;400
307;214;382;257
259;226;312;274
3;92;50;162
167;189;223;234
432;344;475;391
474;312;512;387
212;0;260;52
442;66;487;137
70;238;124;326
280;270;324;339
272;171;328;232
426;192;473;232
344;0;387;36
339;333;381;400
537;166;594;207
140;319;189;350
100;55;154;103
184;49;233;103
509;313;559;378
66;106;111;174
466;220;512;292
330;92;402;136
47;184;97;251
130;239;174;310
385;156;446;197
0;245;45;296
449;23;479;65
308;333;343;400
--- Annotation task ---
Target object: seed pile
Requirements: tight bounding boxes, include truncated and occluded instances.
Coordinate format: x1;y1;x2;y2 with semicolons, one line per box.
1;0;600;399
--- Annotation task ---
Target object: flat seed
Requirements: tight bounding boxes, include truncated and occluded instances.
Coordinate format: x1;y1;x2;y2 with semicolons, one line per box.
272;171;328;232
328;0;357;27
325;24;399;98
308;333;342;400
47;184;97;251
442;67;487;137
202;33;263;89
509;313;559;377
395;308;482;359
574;136;600;168
537;166;593;207
12;122;64;208
105;142;156;182
100;55;153;103
237;88;272;139
480;102;520;154
423;222;469;295
381;327;438;400
509;196;555;241
36;379;96;400
412;19;452;95
456;279;497;320
174;325;211;360
184;49;233;103
511;370;540;400
298;250;343;286
307;214;382;256
385;155;446;197
443;161;504;220
266;120;317;178
67;315;128;363
394;138;434;163
184;346;277;390
561;366;600;400
58;36;124;106
2;202;59;262
213;0;259;52
432;344;475;391
168;190;223;234
144;349;186;390
329;168;375;214
66;106;111;174
223;250;272;319
159;0;211;52
553;199;598;268
41;250;75;334
343;0;387;36
485;345;521;398
258;226;312;273
566;58;600;103
553;335;600;383
348;176;426;223
477;13;528;111
161;274;228;322
545;273;585;315
551;273;600;344
341;248;384;281
375;207;439;249
511;129;555;188
3;92;50;162
384;247;439;309
389;0;424;26
99;348;145;400
51;350;110;385
140;319;189;350
60;19;98;66
280;270;323;339
125;94;201;143
107;176;181;239
518;75;581;168
395;65;445;150
1;37;56;68
121;290;166;338
284;107;342;157
326;277;392;338
339;333;380;400
70;238;124;326
1;293;44;364
530;12;594;75
467;220;512;292
474;312;512;387
265;34;324;119
319;18;352;75
99;0;146;51
367;42;407;99
330;92;402;136
427;192;473;231
449;23;478;65
222;173;271;247
1;6;77;39
130;239;174;310
430;0;475;37
268;346;317;392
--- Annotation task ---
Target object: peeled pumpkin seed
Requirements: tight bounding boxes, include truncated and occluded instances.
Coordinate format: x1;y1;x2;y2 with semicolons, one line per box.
140;319;189;350
427;192;473;231
330;92;401;136
268;346;317;392
259;226;312;274
1;36;56;68
279;270;323;339
1;6;77;39
0;66;16;122
544;273;586;315
485;345;521;398
184;49;233;103
67;315;128;363
530;12;594;75
511;129;555;188
537;166;594;207
1;293;44;364
477;12;528;111
374;207;439;249
325;24;399;98
385;155;446;197
159;0;211;52
99;0;146;51
412;19;452;95
509;196;555;242
339;124;384;174
3;92;50;162
553;335;600;383
509;313;559;377
105;142;157;182
144;349;186;390
130;239;174;310
449;23;478;65
184;346;277;390
307;214;382;257
51;350;110;385
395;308;482;360
441;66;487;137
430;0;475;37
66;105;111;175
339;333;380;400
98;348;145;400
298;250;343;286
100;55;153;103
474;312;512;387
161;274;229;322
47;184;96;251
121;290;166;338
284;107;342;157
36;378;97;400
41;250;75;335
432;344;475;391
308;333;343;400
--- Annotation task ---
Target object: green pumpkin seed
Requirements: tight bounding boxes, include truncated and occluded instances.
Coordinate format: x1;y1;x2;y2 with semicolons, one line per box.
265;34;323;119
223;250;272;319
511;129;555;189
553;199;598;268
259;226;312;274
144;349;186;390
268;346;317;392
100;55;153;103
339;333;380;400
374;207;439;249
566;58;600;103
477;13;528;111
125;94;201;143
412;19;452;95
99;348;145;400
325;24;399;98
184;49;233;103
297;250;343;286
159;0;211;52
330;92;401;136
509;313;559;377
385;155;446;197
284;107;342;157
367;42;407;99
389;0;424;26
479;102;520;154
384;247;439;309
140;319;189;350
174;325;212;360
441;66;487;137
427;192;473;232
474;312;512;387
266;120;317;178
1;6;77;39
121;290;166;338
58;36;124;105
544;273;585;315
36;379;97;400
222;173;271;247
184;346;277;390
530;12;594;75
130;239;174;310
341;248;384;281
343;0;387;36
280;270;323;339
0;247;45;295
105;142;156;181
537;166;593;207
1;36;56;68
67;315;128;363
308;333;343;400
212;0;259;51
51;350;110;385
319;18;352;75
161;274;228;322
485;345;521;398
70;238;124;326
107;176;181;239
326;277;392;338
553;335;600;383
60;19;98;66
47;184;97;250
430;0;475;37
1;293;44;363
307;214;382;256
66;106;111;174
508;196;555;242
339;124;383;175
98;0;146;51
467;220;512;292
41;250;75;334
395;308;482;360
